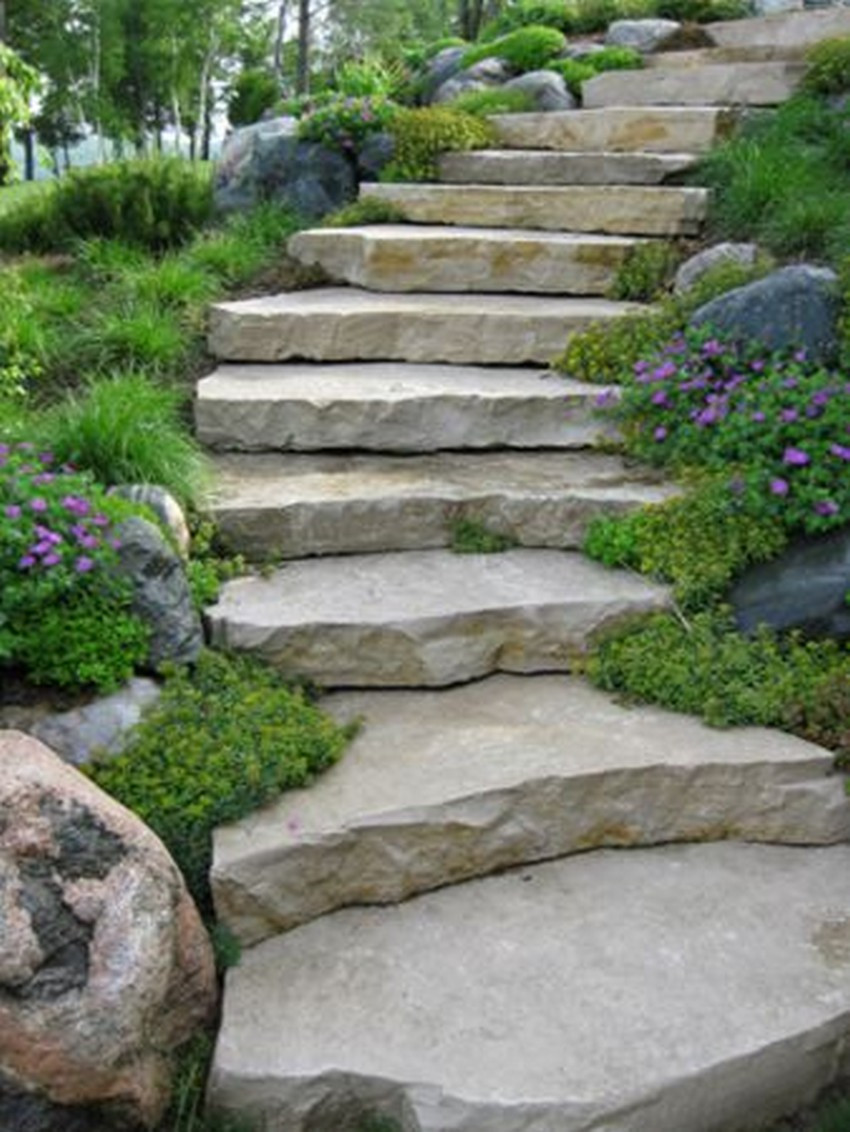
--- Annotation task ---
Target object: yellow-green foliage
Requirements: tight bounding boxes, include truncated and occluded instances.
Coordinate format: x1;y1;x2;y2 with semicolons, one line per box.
608;241;681;301
382;107;495;182
462;25;567;72
449;87;537;116
803;36;850;95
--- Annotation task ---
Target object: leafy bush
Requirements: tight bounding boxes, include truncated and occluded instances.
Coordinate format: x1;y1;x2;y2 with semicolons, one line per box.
656;0;749;21
803;37;850;96
382;106;495;181
298;95;397;155
480;0;582;37
335;58;407;99
88;650;354;914
462;26;567;73
0;158;214;254
609;241;681;301
547;46;643;97
228;69;280;127
546;58;596;96
449;87;537;116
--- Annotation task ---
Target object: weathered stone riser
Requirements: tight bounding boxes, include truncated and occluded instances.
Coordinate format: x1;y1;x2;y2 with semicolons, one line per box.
489;107;733;153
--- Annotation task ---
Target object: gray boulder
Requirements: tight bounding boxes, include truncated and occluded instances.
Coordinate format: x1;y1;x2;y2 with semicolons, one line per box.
561;41;607;60
116;517;203;670
357;132;395;182
731;527;850;640
214;116;297;212
432;58;514;104
422;46;468;102
605;19;681;53
109;484;191;559
674;242;759;295
505;70;577;112
689;265;841;363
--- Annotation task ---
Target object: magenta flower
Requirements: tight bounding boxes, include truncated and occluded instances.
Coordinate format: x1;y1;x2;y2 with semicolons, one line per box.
782;447;810;466
814;500;839;517
779;408;798;423
17;555;36;569
830;443;850;461
770;478;789;496
29;498;47;512
42;552;61;567
653;426;668;442
4;504;21;519
74;556;95;573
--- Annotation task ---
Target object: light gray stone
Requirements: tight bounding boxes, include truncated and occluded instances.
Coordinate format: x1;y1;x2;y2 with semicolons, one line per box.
212;675;850;944
605;18;681;52
583;60;805;108
674;240;759;294
439;148;699;185
207;450;675;559
109;484;191;559
209;843;850;1132
491;106;734;153
561;40;607;60
753;0;803;14
707;6;850;50
433;58;513;104
360;182;709;236
205;549;671;687
503;70;576;112
208;289;644;366
195;363;618;453
288;225;638;295
421;46;467;102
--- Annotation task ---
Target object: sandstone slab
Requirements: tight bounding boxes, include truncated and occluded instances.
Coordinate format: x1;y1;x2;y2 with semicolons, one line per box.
208;289;642;366
207;451;675;559
288;225;639;295
195;363;617;453
360;183;709;236
212;674;850;944
605;18;680;52
582;60;804;108
490;106;733;153
205;549;670;687
707;6;850;50
209;843;850;1132
439;148;699;185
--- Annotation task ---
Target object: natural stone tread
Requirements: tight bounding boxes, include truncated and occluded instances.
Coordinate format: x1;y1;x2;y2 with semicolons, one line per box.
212;675;850;944
489;106;734;153
439;149;699;186
208;289;643;366
204;549;671;687
288;225;640;295
195;363;616;452
582;60;804;108
361;183;709;236
209;843;850;1132
707;6;850;50
645;44;806;67
207;451;676;559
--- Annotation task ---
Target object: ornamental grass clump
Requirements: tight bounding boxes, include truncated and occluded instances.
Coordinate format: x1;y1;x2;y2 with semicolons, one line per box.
0;443;148;691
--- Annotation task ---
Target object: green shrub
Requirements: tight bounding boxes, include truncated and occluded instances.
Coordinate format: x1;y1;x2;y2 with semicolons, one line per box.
450;517;519;553
382;107;495;182
546;58;596;96
186;202;301;287
462;26;567;73
587;46;645;71
228;69;280;127
656;0;749;20
70;303;190;377
803;37;850;96
449;87;537;116
335;58;407;99
609;241;681;301
480;0;580;38
321;197;407;227
88;650;354;914
298;95;397;155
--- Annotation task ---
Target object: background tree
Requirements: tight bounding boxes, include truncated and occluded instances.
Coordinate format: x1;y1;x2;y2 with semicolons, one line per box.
0;42;39;183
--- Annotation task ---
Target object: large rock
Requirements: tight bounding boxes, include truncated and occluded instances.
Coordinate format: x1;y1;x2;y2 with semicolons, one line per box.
433;58;513;104
504;70;577;112
674;240;758;294
689;264;841;362
731;526;850;640
213;116;297;212
421;45;467;102
116;517;203;669
109;484;191;559
605;18;681;53
0;731;217;1129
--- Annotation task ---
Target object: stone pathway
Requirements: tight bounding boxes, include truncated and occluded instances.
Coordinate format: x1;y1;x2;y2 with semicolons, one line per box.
200;11;850;1129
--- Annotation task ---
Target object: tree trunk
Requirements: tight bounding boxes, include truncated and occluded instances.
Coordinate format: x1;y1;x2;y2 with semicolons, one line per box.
0;0;6;43
296;0;310;96
23;128;34;179
273;0;288;80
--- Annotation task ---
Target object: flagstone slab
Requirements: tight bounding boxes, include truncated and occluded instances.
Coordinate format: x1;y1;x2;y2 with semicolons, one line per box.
583;60;804;108
204;549;671;687
707;5;850;49
489;106;734;153
195;363;617;452
439;149;698;186
209;842;850;1132
212;674;850;945
207;451;675;559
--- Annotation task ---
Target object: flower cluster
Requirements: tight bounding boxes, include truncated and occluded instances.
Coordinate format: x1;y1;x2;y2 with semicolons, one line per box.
603;329;850;534
297;95;397;154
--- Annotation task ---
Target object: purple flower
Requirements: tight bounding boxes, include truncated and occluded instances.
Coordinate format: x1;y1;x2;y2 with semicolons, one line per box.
830;443;850;461
751;411;766;423
17;555;36;569
653;426;668;442
701;339;723;357
794;349;807;363
595;389;617;409
32;472;55;485
4;504;21;519
29;498;47;512
78;534;98;550
38;452;54;466
779;408;799;423
90;513;110;527
651;390;670;407
74;556;95;573
781;377;799;390
750;360;765;373
782;447;810;467
811;390;832;407
652;361;677;382
41;552;61;567
62;495;90;516
770;478;789;496
814;500;839;517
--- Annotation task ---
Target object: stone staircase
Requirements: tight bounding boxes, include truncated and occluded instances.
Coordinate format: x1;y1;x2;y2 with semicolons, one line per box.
201;11;850;1130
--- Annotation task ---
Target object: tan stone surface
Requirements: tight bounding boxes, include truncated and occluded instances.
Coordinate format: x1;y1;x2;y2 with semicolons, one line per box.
490;106;733;153
288;225;638;295
208;288;643;366
583;60;804;108
205;549;671;687
195;362;617;452
361;182;709;236
707;6;850;49
439;148;699;185
207;450;675;559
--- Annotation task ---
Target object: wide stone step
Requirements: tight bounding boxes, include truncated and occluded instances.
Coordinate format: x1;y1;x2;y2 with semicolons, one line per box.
439;148;698;186
195;363;616;453
212;675;850;945
208;289;642;366
582;61;804;109
288;225;640;295
489;106;733;153
361;183;708;237
209;842;850;1132
707;5;850;50
207;451;675;560
645;44;806;68
204;549;670;687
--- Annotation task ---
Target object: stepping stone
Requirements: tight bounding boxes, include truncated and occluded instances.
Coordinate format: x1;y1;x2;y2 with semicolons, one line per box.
204;549;670;687
707;5;850;50
209;842;850;1132
207;451;676;559
490;106;733;154
288;226;640;295
439;149;699;186
208;289;642;366
195;363;617;453
361;183;709;237
212;675;850;944
582;60;804;109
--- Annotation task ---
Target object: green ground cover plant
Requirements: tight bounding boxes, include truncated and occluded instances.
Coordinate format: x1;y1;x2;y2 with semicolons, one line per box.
479;0;746;39
802;36;850;97
381;106;495;181
608;239;680;301
449;87;537;116
461;25;567;72
450;517;519;553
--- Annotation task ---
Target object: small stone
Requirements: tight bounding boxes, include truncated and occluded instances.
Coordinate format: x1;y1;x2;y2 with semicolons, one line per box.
674;241;758;294
504;70;577;112
605;18;681;53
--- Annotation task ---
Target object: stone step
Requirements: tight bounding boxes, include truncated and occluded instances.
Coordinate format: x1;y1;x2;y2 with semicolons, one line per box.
439;148;698;186
209;842;850;1132
288;225;641;296
195;363;617;453
582;60;804;109
489;106;734;153
208;289;642;366
204;549;670;688
645;44;806;68
207;451;675;560
361;182;709;237
707;5;850;51
212;674;850;946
